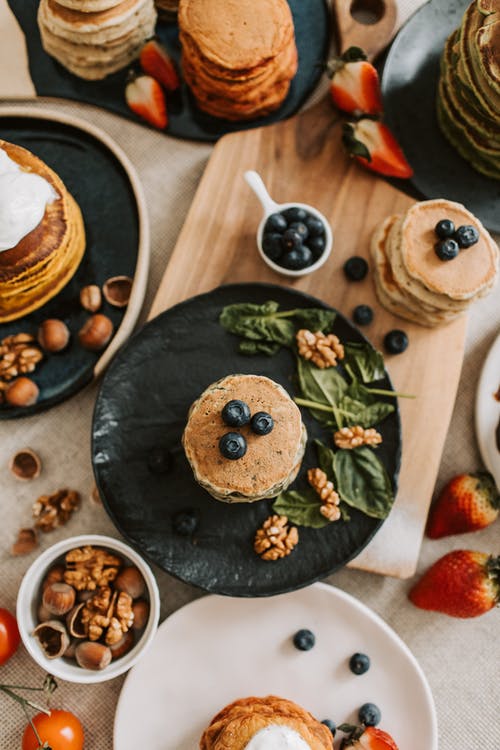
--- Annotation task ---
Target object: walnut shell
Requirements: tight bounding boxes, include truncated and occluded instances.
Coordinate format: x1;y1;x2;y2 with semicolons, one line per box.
33;620;70;659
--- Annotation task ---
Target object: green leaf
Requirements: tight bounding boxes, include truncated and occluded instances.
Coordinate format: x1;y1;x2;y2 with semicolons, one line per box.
238;339;281;356
314;438;336;479
338;394;394;428
334;446;394;519
219;301;295;347
272;488;330;529
341;46;367;63
343;342;386;383
297;357;347;427
293;308;336;333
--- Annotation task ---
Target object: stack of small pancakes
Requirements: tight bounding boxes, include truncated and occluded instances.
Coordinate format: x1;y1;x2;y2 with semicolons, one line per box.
370;199;499;327
0;141;86;323
437;0;500;179
178;0;298;121
38;0;157;80
154;0;178;19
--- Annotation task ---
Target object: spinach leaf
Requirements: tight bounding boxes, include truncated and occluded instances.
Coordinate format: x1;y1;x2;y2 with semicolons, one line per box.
294;308;336;332
334;446;394;519
338;395;394;428
314;438;336;479
297;357;347;427
219;301;295;347
343;342;386;383
239;340;281;356
272;488;330;529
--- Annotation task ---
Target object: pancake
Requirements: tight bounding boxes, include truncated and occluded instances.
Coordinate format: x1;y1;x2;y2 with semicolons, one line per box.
182;374;306;503
0;140;85;323
200;696;333;750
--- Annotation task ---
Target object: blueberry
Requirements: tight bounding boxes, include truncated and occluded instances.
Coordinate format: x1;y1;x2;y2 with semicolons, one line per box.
358;703;381;727
349;652;371;675
435;238;459;261
282;206;308;223
305;216;325;237
262;232;284;261
454;224;479;248
219;432;247;460
321;720;336;737
289;222;309;240
281;246;313;270
435;219;455;239
264;212;287;234
222;399;251;427
173;509;198;536
282;229;303;251
384;329;408;354
353;305;373;326
293;629;315;651
307;235;326;260
251;411;274;435
147;445;171;474
344;256;368;281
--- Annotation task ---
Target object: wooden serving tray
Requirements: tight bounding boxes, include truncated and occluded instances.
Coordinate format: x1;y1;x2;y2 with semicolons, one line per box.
148;2;467;577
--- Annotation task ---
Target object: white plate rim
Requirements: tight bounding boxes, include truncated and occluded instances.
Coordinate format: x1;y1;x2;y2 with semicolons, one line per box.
475;331;500;483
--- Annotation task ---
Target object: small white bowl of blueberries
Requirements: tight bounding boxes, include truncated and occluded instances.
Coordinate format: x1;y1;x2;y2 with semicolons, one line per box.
245;170;333;277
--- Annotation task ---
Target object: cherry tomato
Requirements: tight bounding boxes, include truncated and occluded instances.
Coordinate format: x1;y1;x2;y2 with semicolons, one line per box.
22;710;84;750
0;607;20;665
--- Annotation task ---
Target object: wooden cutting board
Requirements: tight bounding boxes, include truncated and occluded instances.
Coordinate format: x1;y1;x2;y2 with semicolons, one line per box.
149;1;467;577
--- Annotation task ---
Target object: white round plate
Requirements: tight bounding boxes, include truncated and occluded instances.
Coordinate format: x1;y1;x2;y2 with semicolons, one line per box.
114;583;437;750
475;332;500;486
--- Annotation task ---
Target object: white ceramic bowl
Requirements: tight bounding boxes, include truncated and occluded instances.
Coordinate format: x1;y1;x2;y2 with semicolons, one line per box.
17;534;160;684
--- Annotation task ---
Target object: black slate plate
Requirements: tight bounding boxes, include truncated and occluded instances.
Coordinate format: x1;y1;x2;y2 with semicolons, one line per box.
381;0;500;233
8;0;330;143
92;283;401;597
0;114;140;418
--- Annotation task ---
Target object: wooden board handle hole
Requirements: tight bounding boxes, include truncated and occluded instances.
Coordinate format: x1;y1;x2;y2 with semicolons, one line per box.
350;0;386;25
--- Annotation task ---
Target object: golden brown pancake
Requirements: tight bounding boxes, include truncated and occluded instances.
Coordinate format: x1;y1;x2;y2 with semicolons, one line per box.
199;696;333;750
0;140;86;323
182;374;306;503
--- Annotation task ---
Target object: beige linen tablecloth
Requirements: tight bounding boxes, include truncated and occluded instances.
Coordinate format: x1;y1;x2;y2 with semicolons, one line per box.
0;1;499;748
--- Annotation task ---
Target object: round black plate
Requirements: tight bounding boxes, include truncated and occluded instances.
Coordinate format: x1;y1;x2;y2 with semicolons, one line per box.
92;283;401;597
0;115;139;418
8;0;330;143
381;0;500;233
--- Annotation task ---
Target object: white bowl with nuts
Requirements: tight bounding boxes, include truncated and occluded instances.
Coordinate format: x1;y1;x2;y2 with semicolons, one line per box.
16;534;160;683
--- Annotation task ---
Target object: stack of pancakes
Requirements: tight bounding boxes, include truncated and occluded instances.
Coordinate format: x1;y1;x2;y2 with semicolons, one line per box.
38;0;157;80
154;0;178;19
0;141;86;323
178;0;298;120
370;199;499;327
437;0;500;179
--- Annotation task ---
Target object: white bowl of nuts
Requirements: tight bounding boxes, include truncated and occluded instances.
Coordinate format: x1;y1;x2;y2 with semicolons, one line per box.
16;534;160;683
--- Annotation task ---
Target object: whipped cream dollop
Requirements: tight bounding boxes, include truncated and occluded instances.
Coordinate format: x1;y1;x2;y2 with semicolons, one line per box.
245;724;311;750
0;148;58;252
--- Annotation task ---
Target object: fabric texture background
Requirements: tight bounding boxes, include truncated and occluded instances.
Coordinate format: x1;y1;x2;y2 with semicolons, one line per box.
0;1;499;748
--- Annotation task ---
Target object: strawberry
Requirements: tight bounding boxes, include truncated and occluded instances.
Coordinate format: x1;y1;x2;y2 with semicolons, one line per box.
125;74;168;129
342;119;413;179
409;550;500;618
140;39;180;92
426;471;499;538
327;47;382;116
339;724;399;750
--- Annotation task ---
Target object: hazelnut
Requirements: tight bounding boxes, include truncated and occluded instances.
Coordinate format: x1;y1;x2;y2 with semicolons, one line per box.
37;603;53;623
109;629;134;660
42;565;65;591
9;448;42;481
75;641;112;671
66;603;87;638
103;276;133;308
11;528;38;556
131;599;150;630
37;319;70;353
115;567;145;599
80;285;102;312
78;314;113;351
33;620;70;659
42;582;76;616
64;639;78;660
5;377;39;407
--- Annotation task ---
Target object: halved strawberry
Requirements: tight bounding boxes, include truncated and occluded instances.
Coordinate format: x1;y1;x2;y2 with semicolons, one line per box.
140;39;180;92
328;47;382;116
342;119;413;179
125;74;168;129
339;723;399;750
426;471;499;538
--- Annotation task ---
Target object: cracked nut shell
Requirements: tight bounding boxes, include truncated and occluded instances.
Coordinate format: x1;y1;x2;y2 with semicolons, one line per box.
42;582;76;616
37;319;70;353
78;314;113;351
9;448;42;480
115;567;145;599
103;276;133;307
33;620;70;659
66;603;87;638
80;285;102;313
75;640;112;670
5;377;39;407
11;528;38;556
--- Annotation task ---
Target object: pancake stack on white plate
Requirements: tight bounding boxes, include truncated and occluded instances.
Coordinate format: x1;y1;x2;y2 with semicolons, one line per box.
38;0;157;80
370;199;499;327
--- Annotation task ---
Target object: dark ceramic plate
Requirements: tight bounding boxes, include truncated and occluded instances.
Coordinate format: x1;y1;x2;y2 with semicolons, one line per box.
0;112;142;419
92;283;401;597
8;0;330;143
381;0;500;233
